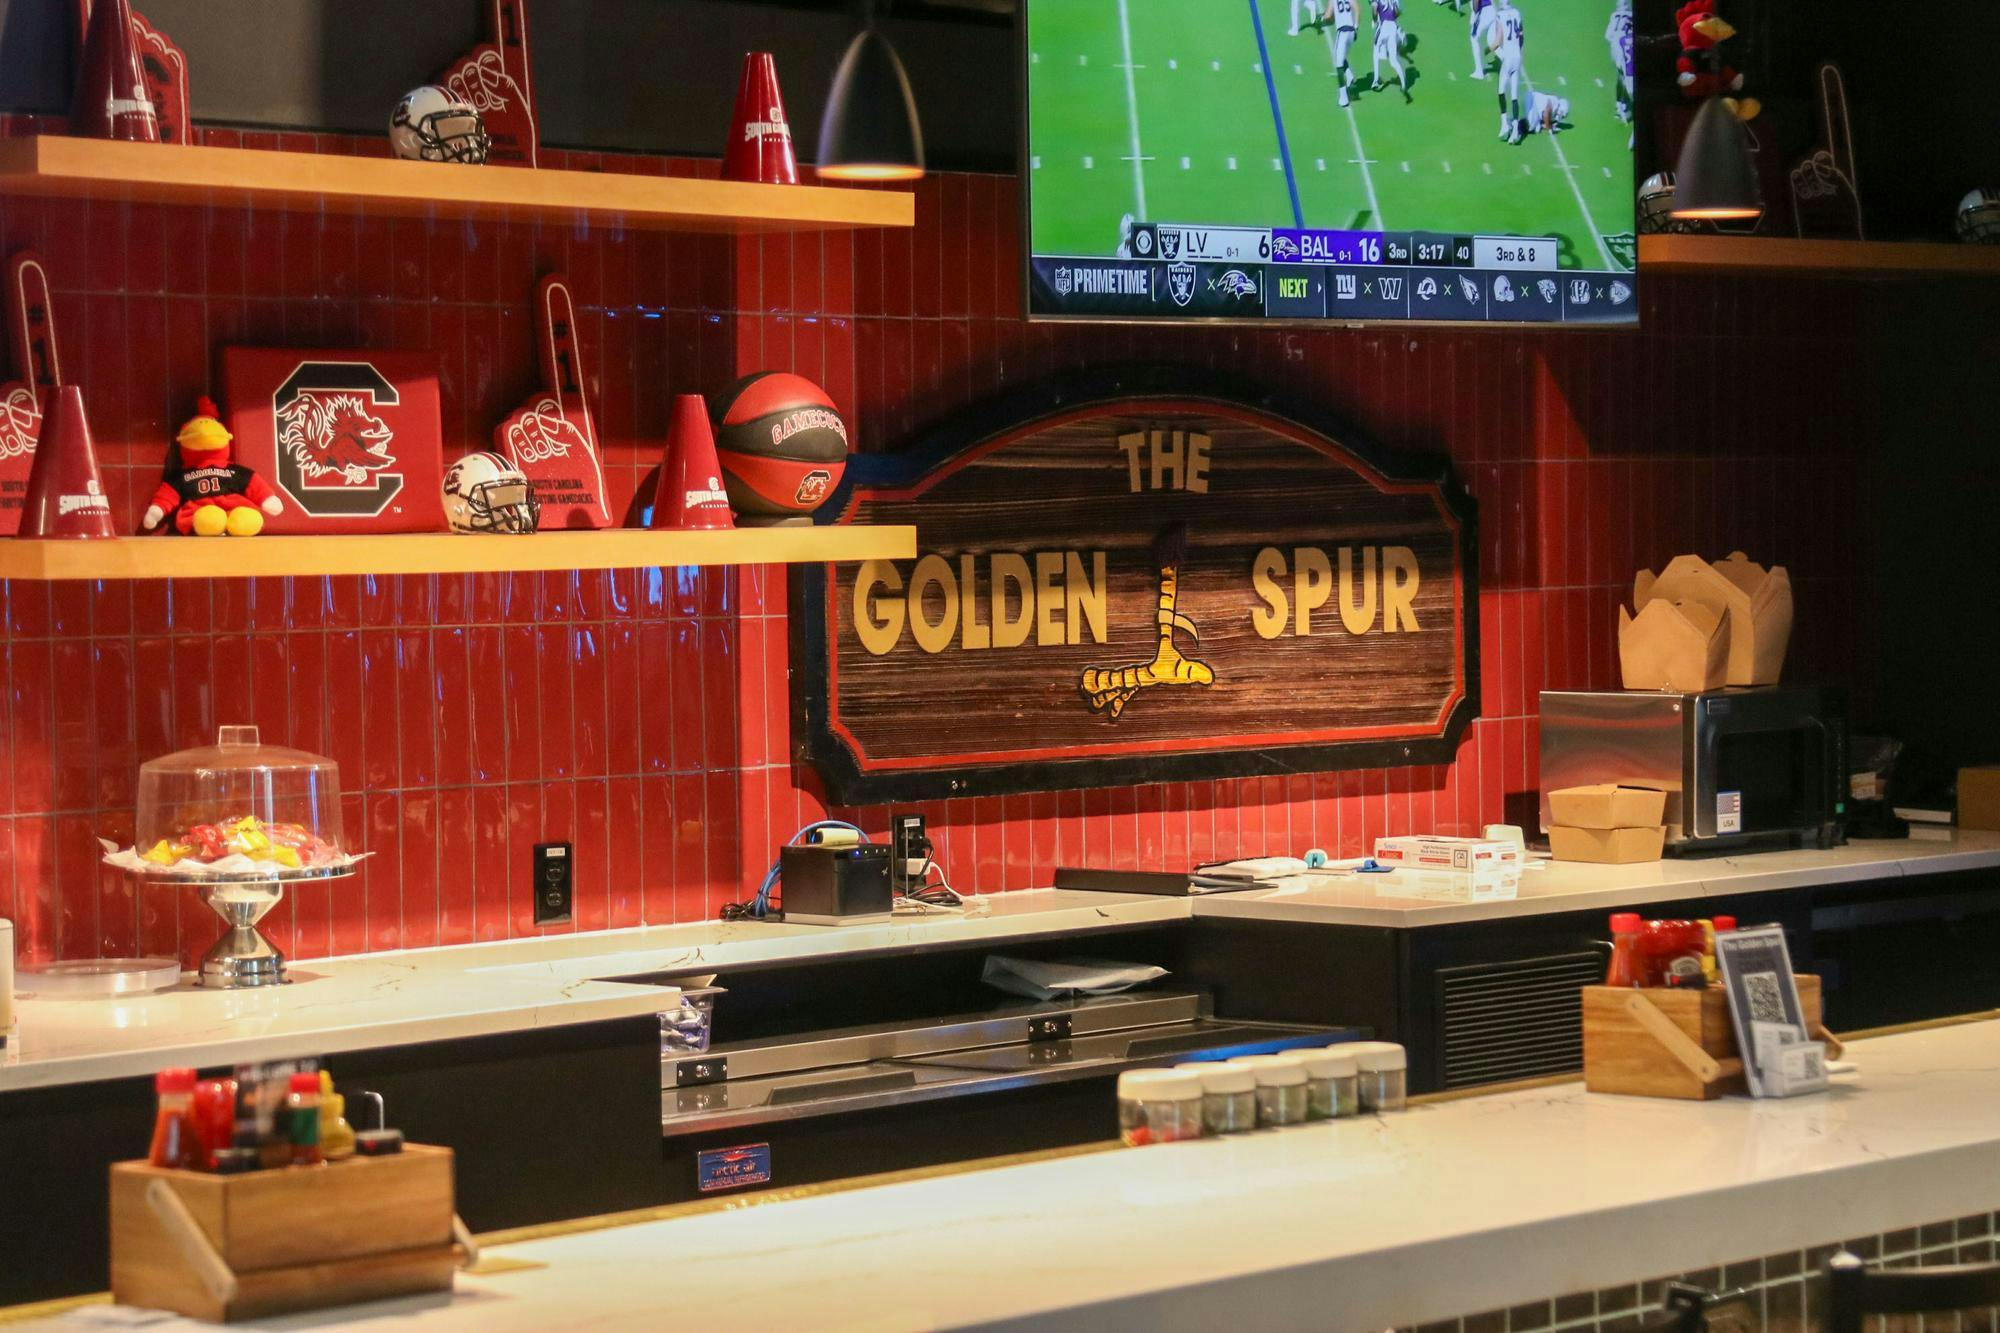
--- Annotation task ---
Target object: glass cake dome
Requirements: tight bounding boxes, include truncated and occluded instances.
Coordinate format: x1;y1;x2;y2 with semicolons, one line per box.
132;725;349;879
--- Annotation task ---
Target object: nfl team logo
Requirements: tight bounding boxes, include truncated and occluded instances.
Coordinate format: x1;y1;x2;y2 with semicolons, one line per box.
223;348;447;533
1158;229;1182;260
1458;277;1481;303
1167;262;1197;308
1334;274;1357;300
1417;276;1438;300
1379;276;1403;300
1569;279;1591;306
1609;280;1633;305
1053;266;1075;297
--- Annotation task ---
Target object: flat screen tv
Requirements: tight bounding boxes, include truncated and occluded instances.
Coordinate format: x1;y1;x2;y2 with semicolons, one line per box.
1023;0;1640;326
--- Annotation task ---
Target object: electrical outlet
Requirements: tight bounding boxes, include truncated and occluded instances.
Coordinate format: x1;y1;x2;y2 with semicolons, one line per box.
890;813;927;894
533;842;573;925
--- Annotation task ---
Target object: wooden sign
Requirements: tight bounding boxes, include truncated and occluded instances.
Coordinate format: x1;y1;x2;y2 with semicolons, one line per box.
793;370;1478;802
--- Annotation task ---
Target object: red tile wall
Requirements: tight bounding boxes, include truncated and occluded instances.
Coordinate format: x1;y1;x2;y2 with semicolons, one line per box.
0;118;1878;967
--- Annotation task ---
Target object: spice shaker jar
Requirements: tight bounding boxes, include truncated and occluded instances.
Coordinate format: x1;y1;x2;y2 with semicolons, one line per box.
1343;1041;1409;1112
1117;1069;1205;1146
1229;1054;1310;1127
1279;1047;1357;1119
1174;1061;1258;1135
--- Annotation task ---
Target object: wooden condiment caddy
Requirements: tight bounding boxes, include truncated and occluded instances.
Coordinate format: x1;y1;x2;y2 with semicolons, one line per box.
111;1145;472;1323
1582;975;1843;1100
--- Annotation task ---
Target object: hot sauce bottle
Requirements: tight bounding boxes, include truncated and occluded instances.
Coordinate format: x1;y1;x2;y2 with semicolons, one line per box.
148;1068;201;1170
286;1072;323;1166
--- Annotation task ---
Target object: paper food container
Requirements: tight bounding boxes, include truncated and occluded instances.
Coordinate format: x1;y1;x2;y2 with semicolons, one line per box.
1634;552;1793;686
1548;825;1666;864
1547;784;1669;830
1618;598;1726;693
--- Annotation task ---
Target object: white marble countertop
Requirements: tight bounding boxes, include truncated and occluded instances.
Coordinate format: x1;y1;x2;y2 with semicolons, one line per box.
0;889;1182;1092
1195;830;2000;928
6;840;1995;1093
31;1017;2000;1333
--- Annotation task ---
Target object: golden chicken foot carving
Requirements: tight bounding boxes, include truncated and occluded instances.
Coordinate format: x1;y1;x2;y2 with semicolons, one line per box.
1080;526;1215;720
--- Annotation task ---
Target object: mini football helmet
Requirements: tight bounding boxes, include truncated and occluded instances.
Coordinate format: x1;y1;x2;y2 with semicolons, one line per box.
1637;171;1702;235
390;85;490;164
443;452;539;534
1957;188;2000;246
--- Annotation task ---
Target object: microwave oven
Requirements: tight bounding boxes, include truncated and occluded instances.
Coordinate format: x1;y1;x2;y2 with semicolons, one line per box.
1539;687;1847;854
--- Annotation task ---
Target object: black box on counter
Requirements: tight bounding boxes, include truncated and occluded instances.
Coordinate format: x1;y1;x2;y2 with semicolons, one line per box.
779;844;893;924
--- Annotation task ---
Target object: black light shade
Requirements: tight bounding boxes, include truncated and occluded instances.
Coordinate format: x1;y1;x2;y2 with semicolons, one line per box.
1672;96;1763;220
815;27;925;182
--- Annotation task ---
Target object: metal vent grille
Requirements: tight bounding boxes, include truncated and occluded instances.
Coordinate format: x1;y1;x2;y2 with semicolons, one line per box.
1437;951;1604;1089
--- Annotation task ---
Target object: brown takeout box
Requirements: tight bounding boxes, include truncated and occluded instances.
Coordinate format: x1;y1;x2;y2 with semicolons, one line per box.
1961;766;2000;832
1547;784;1668;830
1548;825;1666;864
1632;552;1793;687
1618;597;1727;693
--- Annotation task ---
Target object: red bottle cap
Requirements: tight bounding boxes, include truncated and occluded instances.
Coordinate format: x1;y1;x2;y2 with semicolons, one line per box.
155;1067;196;1094
289;1072;320;1093
1713;915;1737;932
1609;913;1642;932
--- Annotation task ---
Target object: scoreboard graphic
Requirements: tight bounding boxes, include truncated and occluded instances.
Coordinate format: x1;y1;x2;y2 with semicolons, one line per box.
1033;221;1634;325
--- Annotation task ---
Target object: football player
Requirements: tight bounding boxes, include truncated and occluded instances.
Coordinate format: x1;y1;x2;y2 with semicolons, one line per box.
1606;0;1635;126
1519;90;1570;134
1468;0;1497;79
1493;0;1527;143
1370;0;1412;102
1309;0;1364;107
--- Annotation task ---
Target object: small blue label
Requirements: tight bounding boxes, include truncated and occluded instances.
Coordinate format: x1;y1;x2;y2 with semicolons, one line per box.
698;1143;772;1193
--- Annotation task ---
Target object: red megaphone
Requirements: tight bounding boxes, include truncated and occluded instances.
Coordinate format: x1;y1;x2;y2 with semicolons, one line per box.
722;52;798;185
651;395;735;530
71;0;160;142
16;385;116;538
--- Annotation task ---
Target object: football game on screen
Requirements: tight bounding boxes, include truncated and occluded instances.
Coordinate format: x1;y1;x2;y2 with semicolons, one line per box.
1026;0;1640;325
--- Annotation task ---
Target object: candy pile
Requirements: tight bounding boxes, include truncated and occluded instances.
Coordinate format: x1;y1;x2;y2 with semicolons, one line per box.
139;816;341;871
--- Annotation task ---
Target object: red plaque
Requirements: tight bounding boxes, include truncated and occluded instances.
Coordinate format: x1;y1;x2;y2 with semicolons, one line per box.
435;0;538;168
73;1;190;144
493;274;609;529
0;252;62;537
220;348;448;534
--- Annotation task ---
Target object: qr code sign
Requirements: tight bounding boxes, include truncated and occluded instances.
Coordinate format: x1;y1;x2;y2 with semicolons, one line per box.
1744;972;1787;1024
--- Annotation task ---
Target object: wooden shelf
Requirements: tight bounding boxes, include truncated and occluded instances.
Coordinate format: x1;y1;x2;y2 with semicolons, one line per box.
1640;233;2000;277
0;525;915;582
0;135;913;234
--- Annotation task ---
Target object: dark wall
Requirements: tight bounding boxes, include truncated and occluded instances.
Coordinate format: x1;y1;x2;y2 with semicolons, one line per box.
1863;278;2000;793
0;0;1017;169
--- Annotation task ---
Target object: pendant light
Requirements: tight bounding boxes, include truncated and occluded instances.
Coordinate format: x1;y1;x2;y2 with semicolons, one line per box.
816;1;925;182
1670;96;1763;222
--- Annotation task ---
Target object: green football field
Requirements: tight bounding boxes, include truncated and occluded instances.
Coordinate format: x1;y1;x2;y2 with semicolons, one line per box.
1027;0;1636;271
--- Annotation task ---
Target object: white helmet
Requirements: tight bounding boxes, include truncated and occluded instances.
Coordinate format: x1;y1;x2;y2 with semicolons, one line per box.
1958;188;2000;245
390;86;490;164
443;452;539;533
